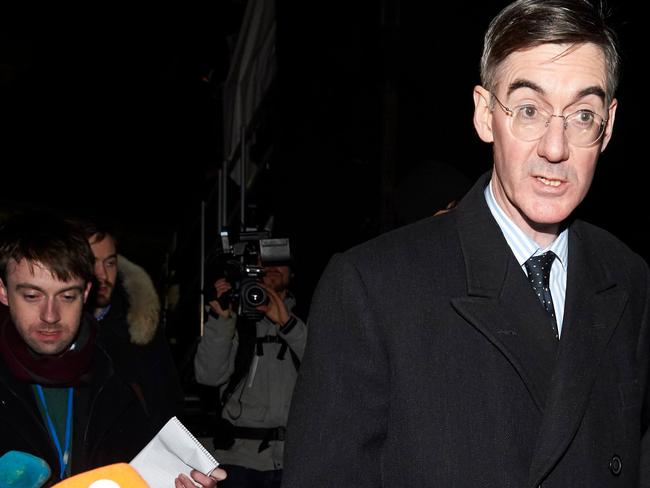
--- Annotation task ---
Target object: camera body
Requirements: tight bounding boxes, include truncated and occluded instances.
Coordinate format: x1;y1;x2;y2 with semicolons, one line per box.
224;263;268;318
206;230;291;320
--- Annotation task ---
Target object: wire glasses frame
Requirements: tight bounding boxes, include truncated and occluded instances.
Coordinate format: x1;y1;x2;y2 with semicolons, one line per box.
490;93;608;147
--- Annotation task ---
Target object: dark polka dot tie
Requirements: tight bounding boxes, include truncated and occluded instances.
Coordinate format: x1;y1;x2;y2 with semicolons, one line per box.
524;251;558;339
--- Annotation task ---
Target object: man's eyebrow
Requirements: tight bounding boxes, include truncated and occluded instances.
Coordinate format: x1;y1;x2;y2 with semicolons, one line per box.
96;254;118;262
15;283;84;294
507;79;606;102
576;85;606;102
507;79;545;96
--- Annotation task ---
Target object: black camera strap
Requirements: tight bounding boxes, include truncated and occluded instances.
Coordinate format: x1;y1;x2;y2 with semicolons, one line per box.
255;335;301;370
219;316;257;409
219;319;300;409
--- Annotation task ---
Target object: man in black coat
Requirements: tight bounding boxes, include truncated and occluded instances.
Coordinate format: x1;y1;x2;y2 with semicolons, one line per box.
79;219;184;431
282;1;650;487
0;212;224;487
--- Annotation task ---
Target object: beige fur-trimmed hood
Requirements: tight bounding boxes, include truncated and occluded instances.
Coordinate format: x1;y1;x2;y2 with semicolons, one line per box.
118;255;160;345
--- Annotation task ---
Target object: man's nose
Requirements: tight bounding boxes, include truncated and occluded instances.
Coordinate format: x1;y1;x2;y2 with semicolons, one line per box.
536;116;570;163
40;298;61;324
95;261;107;281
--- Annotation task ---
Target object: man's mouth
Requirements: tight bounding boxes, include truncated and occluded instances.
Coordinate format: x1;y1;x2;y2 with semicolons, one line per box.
35;329;63;340
536;176;562;187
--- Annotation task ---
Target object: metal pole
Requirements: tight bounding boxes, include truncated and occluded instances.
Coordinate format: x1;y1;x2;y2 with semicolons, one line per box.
199;200;206;336
217;168;224;232
240;126;246;231
222;159;228;228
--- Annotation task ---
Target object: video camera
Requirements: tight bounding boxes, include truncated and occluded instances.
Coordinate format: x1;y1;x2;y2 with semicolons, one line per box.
205;230;291;320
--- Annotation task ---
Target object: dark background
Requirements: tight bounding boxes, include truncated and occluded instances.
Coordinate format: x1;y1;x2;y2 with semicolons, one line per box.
1;1;647;356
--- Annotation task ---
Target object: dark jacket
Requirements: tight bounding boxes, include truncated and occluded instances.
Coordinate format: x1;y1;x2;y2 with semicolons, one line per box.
0;327;155;486
97;255;184;430
283;172;650;487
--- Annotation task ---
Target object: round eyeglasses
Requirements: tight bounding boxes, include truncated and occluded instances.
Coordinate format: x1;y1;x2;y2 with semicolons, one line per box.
491;93;608;147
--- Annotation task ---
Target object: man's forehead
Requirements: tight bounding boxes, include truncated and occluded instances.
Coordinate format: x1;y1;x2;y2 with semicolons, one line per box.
6;258;85;288
89;233;117;256
496;43;607;92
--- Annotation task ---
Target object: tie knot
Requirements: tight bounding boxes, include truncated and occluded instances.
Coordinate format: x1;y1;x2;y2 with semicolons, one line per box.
524;251;556;295
525;251;556;278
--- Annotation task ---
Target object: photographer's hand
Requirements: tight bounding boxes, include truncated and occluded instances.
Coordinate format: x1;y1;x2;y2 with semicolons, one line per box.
208;278;233;318
257;284;291;326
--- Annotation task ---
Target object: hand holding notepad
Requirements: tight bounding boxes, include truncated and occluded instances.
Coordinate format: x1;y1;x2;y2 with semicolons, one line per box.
130;416;220;487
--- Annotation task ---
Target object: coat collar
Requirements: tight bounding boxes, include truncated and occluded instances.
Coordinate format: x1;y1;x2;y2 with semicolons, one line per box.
450;172;628;486
454;172;510;298
451;172;560;409
103;255;160;346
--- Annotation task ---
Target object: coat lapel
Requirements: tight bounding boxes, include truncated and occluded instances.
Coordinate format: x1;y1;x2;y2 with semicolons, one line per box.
527;223;628;486
451;174;559;412
448;174;628;485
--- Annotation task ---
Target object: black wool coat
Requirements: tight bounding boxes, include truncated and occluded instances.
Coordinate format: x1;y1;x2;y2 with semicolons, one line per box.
282;172;650;488
97;273;184;432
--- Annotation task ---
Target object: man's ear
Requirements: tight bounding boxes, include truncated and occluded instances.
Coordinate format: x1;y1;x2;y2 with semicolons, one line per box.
600;98;617;152
0;278;9;306
473;85;494;143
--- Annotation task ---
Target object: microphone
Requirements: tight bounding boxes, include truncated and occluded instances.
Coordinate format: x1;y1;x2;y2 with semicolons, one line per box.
51;463;149;487
0;450;51;488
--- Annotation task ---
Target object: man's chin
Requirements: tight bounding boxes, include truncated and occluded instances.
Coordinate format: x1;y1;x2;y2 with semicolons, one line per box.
28;339;71;356
95;295;111;308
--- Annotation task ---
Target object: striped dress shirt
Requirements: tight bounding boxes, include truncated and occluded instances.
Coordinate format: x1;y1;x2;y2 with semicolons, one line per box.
484;180;568;336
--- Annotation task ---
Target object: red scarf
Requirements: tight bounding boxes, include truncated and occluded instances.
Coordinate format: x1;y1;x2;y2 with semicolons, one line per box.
0;311;97;386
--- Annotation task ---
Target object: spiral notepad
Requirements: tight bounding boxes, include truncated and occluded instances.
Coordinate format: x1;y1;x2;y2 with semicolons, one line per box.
130;416;219;487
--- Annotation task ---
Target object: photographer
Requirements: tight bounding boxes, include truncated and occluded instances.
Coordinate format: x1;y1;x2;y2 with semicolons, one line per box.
194;260;306;488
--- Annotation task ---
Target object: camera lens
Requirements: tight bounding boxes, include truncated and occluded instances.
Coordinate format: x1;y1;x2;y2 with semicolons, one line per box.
242;282;268;307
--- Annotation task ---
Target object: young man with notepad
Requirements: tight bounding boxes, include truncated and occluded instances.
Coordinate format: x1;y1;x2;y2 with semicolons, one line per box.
0;212;225;487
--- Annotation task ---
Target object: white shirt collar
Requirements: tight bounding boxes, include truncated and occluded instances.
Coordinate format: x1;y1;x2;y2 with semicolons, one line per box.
484;178;568;270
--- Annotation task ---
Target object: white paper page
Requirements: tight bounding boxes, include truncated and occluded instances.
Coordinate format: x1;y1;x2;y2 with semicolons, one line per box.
130;416;219;487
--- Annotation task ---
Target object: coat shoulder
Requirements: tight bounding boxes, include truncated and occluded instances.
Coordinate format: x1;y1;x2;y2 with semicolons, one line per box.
572;219;649;285
573;220;647;266
325;212;462;296
346;213;457;265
